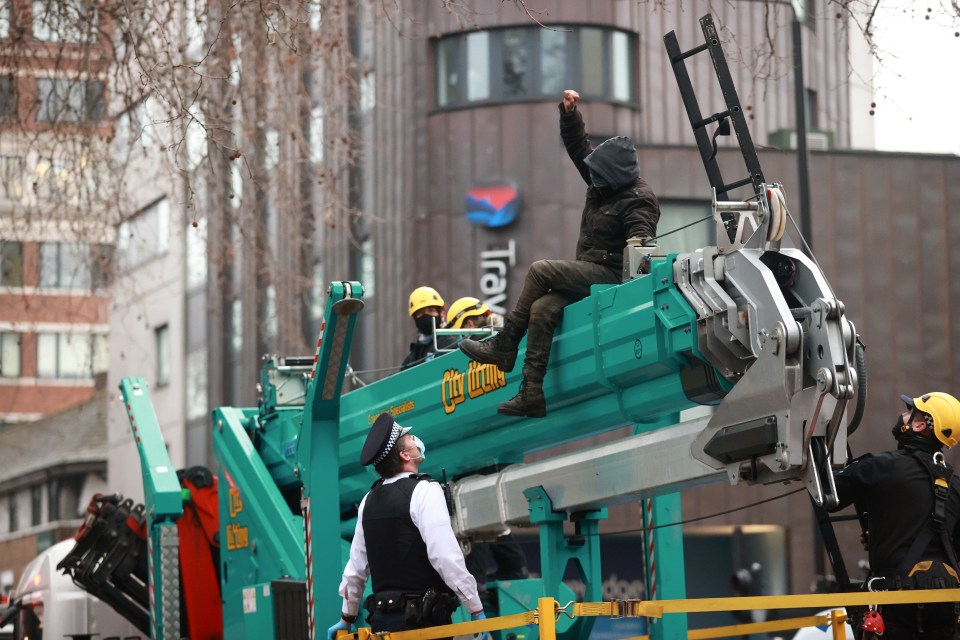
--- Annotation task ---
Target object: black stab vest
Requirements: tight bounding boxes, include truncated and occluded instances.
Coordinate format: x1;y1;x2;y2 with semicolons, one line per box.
362;475;451;595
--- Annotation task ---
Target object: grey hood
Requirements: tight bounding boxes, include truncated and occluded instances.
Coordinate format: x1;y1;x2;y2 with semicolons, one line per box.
583;136;640;190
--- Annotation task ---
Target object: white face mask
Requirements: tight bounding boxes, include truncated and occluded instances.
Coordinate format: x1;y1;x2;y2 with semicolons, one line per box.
408;435;426;461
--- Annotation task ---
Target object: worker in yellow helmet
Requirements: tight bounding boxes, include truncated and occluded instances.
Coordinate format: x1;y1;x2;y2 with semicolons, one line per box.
401;287;446;371
443;297;492;343
831;392;960;639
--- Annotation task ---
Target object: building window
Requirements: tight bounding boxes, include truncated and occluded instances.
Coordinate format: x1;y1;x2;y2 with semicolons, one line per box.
658;201;714;255
36;78;104;123
0;241;22;286
0;333;20;378
30;485;42;527
435;25;635;109
155;324;170;387
0;2;9;39
0;75;15;120
117;198;170;272
36;332;108;379
48;478;60;521
185;348;208;420
0;156;23;200
39;242;94;289
8;494;17;533
806;88;819;130
33;0;98;43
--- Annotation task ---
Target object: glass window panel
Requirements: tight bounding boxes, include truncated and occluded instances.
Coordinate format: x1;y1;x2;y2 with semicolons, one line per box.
0;241;22;285
48;479;60;521
0;156;23;200
39;243;59;287
92;334;108;373
118;199;170;271
0;2;9;38
657;201;713;254
58;333;91;377
186;216;207;290
186;348;208;420
33;0;97;43
30;485;41;526
501;29;527;99
580;28;604;96
36;79;58;122
540;29;567;95
0;75;14;120
155;325;170;386
34;156;68;200
58;243;92;289
610;31;631;101
36;333;57;377
0;333;19;378
86;80;104;122
436;37;461;107
465;32;489;102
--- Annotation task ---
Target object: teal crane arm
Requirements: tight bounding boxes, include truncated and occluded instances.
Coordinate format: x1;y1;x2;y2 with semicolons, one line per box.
118;378;184;640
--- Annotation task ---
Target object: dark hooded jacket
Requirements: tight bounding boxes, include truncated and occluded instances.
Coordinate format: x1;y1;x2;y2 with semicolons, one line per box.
559;103;660;272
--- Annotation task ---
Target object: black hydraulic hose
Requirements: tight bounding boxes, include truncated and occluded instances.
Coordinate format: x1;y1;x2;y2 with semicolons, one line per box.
846;339;867;435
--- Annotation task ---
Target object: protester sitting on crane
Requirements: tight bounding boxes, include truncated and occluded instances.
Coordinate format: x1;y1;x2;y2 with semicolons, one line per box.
459;88;661;418
401;286;446;371
329;413;487;639
830;391;960;640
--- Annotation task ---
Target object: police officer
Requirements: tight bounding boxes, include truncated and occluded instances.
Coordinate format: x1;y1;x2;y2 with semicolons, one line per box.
832;392;960;639
459;89;660;418
328;413;486;640
402;286;446;371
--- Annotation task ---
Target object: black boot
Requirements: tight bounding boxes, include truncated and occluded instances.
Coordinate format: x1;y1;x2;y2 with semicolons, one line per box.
497;378;546;418
459;316;524;373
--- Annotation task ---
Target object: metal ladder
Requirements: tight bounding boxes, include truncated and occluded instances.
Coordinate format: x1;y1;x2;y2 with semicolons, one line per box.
664;14;766;202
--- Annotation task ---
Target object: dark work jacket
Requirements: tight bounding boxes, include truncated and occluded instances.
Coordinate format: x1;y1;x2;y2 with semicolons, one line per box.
401;335;456;371
832;440;960;575
401;336;437;371
362;475;451;595
559;104;660;272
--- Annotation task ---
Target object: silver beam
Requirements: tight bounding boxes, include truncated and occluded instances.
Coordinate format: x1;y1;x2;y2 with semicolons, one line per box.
450;417;732;538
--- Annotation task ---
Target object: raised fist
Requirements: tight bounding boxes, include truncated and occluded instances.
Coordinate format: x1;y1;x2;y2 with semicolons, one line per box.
562;89;580;113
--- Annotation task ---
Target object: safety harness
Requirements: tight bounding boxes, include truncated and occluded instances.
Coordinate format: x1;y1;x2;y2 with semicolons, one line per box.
858;451;960;639
869;451;960;589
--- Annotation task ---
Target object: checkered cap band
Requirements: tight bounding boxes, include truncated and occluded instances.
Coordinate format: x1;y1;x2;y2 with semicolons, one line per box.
373;423;404;466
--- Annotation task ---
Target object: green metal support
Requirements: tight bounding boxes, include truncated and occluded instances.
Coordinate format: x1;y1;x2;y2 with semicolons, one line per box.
633;413;687;640
119;378;184;640
524;486;606;640
642;494;687;640
297;281;365;634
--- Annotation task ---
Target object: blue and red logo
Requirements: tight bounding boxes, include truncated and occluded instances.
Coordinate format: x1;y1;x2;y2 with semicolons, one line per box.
465;181;522;228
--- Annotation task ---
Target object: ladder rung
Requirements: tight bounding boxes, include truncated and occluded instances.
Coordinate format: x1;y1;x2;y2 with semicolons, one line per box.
720;177;754;193
672;42;709;63
693;110;731;130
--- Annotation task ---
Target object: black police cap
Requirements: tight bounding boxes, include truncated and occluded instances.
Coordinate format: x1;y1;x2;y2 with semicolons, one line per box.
360;412;411;467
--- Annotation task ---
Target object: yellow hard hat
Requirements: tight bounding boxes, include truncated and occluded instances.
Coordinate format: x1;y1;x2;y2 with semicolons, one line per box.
408;286;444;316
445;297;490;329
902;392;960;449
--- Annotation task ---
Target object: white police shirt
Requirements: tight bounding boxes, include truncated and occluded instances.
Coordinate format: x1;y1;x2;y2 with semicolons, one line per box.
338;471;482;616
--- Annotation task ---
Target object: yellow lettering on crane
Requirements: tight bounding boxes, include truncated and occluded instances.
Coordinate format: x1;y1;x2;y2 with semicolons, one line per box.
227;523;249;550
367;400;416;425
441;368;466;414
229;487;243;518
467;361;506;398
